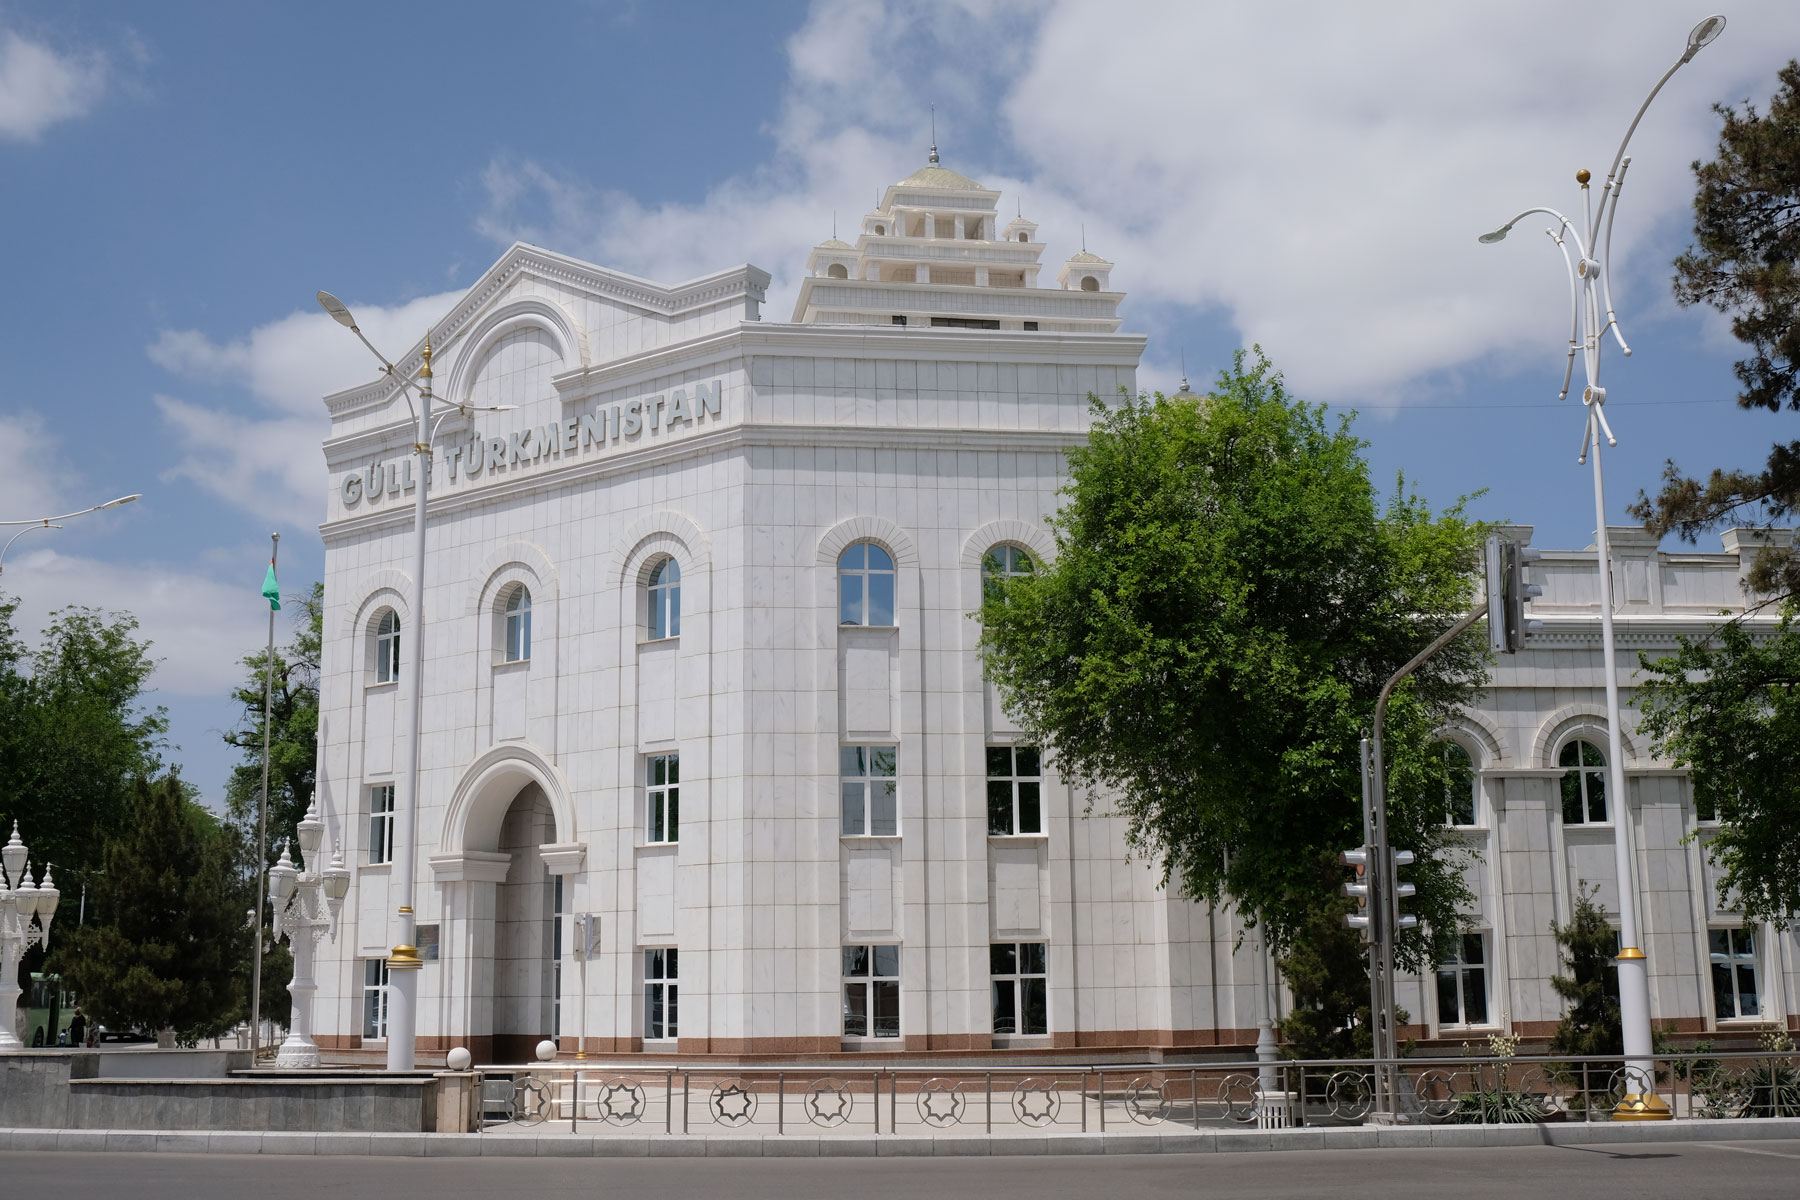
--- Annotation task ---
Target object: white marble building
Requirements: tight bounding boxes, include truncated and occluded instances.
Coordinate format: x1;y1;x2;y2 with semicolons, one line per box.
312;155;1796;1062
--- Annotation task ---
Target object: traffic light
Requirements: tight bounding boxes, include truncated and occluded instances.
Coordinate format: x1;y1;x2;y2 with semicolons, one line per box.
1485;535;1544;653
1341;848;1373;936
1391;849;1418;931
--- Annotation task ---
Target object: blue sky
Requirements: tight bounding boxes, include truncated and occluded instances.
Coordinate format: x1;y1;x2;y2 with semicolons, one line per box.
2;0;1796;809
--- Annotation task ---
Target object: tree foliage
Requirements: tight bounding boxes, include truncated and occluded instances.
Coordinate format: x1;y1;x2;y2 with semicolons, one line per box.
223;581;322;867
976;351;1487;970
1634;60;1800;598
48;774;253;1041
1637;612;1800;926
1548;883;1622;1059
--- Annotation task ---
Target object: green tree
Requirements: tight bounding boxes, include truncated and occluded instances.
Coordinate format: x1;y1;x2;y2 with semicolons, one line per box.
976;351;1485;975
1637;611;1800;925
223;581;321;866
1274;856;1406;1059
1632;61;1800;598
48;773;253;1042
1548;883;1622;1059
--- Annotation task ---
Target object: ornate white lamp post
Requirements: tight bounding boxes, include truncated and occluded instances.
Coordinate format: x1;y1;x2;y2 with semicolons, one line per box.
267;803;350;1068
0;822;59;1050
1478;14;1726;1120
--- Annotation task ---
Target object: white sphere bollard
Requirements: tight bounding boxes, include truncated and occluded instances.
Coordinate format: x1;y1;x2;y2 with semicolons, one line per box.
446;1046;472;1071
535;1039;557;1062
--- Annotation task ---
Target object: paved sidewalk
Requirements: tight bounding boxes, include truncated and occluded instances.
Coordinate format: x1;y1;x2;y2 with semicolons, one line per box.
4;1117;1800;1157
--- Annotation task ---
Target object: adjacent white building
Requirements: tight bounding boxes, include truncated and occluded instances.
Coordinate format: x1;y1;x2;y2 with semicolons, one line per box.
312;155;1797;1063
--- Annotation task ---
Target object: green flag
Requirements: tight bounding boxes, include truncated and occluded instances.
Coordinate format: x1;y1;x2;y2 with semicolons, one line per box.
261;559;281;611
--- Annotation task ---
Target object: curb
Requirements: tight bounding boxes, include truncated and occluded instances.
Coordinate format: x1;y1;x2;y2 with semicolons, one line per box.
3;1117;1799;1157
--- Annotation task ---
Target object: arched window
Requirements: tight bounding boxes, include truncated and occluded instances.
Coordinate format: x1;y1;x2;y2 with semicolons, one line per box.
874;223;886;236
1559;739;1607;824
981;544;1035;599
1080;275;1099;292
1439;741;1476;826
838;542;895;626
503;585;532;662
827;263;849;279
1017;231;1028;242
374;610;400;684
648;558;681;640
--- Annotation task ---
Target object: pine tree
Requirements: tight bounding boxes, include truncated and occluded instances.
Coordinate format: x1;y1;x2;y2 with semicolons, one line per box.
49;774;253;1042
1548;883;1622;1058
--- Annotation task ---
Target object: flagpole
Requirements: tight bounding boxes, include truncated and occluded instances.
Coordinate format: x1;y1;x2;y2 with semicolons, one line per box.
251;531;279;1063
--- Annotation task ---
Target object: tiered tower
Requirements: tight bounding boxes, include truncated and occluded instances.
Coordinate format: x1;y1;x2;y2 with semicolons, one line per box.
793;146;1122;333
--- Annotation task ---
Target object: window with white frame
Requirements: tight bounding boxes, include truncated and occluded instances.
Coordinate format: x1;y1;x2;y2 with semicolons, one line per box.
986;745;1043;835
991;942;1048;1035
981;544;1034;600
373;609;400;684
361;959;390;1039
644;948;678;1040
503;585;531;662
840;745;897;836
367;784;395;865
1435;933;1490;1027
647;558;681;640
1559;739;1608;824
646;753;679;844
551;875;564;1039
1440;740;1477;827
843;944;900;1038
1710;928;1761;1020
838;542;895;626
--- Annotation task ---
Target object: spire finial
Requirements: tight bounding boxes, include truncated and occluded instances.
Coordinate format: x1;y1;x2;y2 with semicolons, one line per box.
833;210;837;239
1081;223;1087;252
928;105;939;165
420;330;433;380
1179;348;1190;395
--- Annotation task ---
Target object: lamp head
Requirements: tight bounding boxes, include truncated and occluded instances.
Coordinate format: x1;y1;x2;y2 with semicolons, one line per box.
36;862;58;920
269;841;299;904
316;291;358;330
322;846;351;904
99;494;141;510
1684;15;1725;60
2;822;26;885
1478;225;1513;245
296;802;324;860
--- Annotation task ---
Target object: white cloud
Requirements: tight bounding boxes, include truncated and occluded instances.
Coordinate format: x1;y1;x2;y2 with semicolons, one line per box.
148;290;463;524
0;30;106;141
5;546;267;698
475;0;1799;402
0;411;70;521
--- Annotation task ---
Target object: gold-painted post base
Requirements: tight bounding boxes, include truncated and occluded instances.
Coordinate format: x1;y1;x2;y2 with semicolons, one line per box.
1613;1092;1673;1121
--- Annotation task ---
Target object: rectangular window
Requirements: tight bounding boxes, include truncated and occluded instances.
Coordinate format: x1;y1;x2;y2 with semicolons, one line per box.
361;959;390;1039
986;746;1043;835
1023;321;1039;331
644;948;678;1040
367;784;395;865
1435;933;1490;1027
991;942;1048;1035
840;745;898;837
646;754;679;844
890;314;908;326
551;876;564;1040
1710;928;1761;1020
843;944;900;1038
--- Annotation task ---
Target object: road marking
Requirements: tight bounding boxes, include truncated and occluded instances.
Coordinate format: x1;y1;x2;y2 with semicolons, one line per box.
1695;1143;1800;1160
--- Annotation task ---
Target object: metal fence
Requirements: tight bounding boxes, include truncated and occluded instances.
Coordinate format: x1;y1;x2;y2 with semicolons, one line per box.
470;1048;1800;1134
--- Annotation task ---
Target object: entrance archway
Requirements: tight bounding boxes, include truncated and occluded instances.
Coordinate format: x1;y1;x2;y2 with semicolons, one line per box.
493;782;557;1062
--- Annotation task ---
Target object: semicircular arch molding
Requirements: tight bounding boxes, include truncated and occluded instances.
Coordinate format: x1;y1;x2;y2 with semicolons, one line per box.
467;541;560;617
608;509;712;587
1436;710;1506;767
345;569;414;640
1533;704;1638;768
444;297;589;407
439;741;578;856
817;516;919;569
960;519;1056;571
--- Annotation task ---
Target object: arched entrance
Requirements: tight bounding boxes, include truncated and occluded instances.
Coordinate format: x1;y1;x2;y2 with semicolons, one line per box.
493;782;557;1062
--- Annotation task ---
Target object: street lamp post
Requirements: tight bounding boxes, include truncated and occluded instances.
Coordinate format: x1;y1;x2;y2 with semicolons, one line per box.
0;822;60;1050
1478;13;1726;1120
267;803;351;1067
317;291;514;1071
0;494;141;575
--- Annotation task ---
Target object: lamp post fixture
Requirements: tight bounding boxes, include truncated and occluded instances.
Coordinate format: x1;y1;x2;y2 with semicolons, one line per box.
0;822;60;1051
1;494;141;576
1478;13;1725;1121
316;290;515;1071
267;803;351;1068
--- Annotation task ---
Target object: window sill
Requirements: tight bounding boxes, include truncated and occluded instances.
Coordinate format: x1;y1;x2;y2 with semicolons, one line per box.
636;841;679;851
1716;1016;1771;1027
361;862;392;873
841;834;902;843
992;1034;1051;1046
364;680;398;693
638;635;680;647
1437;1024;1504;1035
838;624;899;632
493;657;531;670
840;1037;903;1049
988;833;1048;843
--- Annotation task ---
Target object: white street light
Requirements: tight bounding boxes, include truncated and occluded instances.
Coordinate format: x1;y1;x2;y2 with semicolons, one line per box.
1477;12;1725;1122
0;823;60;1050
267;811;350;1068
0;494;141;576
316;290;514;1071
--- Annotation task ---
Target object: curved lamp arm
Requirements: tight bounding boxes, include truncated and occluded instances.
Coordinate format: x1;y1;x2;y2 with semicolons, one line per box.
0;523;63;575
1544;226;1580;402
0;494;140;528
1478;207;1587;259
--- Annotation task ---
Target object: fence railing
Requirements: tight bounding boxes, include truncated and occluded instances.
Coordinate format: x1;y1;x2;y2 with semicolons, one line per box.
469;1048;1800;1134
